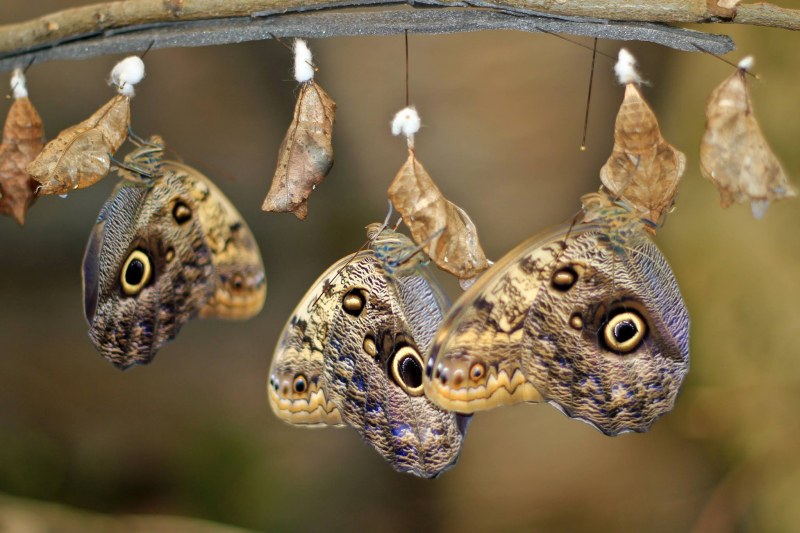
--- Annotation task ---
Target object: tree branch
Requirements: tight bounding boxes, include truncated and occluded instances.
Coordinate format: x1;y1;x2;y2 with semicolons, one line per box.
0;0;796;72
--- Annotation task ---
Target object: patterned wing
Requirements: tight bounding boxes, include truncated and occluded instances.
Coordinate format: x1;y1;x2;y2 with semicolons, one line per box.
83;161;265;368
323;232;467;478
267;255;356;427
426;219;689;435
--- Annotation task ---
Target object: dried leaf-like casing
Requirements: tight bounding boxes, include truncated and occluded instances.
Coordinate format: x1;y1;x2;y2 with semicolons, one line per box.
700;67;796;218
600;83;686;228
28;94;130;196
0;96;44;225
388;150;489;280
262;81;336;220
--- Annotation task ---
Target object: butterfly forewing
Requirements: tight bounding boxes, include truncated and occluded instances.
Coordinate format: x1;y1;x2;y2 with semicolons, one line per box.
267;254;360;427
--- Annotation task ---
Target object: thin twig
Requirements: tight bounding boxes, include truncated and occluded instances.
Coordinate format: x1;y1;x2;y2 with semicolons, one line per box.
0;0;761;72
0;0;797;56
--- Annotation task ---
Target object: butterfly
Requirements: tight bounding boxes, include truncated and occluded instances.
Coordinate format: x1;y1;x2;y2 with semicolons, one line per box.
424;193;690;435
268;223;469;477
82;139;266;369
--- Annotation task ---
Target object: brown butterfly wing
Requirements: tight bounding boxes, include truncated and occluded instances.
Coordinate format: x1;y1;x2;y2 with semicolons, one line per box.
426;222;689;435
519;228;689;435
322;249;467;478
83;162;264;368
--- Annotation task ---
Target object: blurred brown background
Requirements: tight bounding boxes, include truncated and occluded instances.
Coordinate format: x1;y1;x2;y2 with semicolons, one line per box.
2;1;800;531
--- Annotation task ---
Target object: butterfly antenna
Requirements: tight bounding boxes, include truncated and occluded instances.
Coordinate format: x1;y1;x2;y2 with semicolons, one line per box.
548;205;585;270
380;200;395;234
126;126;151;146
111;156;155;181
393;226;444;269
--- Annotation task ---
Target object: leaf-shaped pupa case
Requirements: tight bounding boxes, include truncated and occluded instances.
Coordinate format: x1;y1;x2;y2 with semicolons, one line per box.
262;39;336;219
387;107;489;282
599;51;686;228
0;68;44;225
700;56;796;218
268;224;469;478
83;140;266;368
28;56;145;196
424;193;690;436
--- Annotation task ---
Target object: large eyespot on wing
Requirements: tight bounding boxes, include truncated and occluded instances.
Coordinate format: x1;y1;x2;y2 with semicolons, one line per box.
390;346;425;396
119;249;153;295
520;229;690;435
322;254;467;478
83;172;216;369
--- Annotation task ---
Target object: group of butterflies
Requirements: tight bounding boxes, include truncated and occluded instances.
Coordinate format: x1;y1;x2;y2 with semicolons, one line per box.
0;38;794;478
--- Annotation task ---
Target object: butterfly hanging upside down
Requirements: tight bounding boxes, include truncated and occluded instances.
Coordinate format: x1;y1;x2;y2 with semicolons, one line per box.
82;137;267;369
268;223;469;478
424;193;690;436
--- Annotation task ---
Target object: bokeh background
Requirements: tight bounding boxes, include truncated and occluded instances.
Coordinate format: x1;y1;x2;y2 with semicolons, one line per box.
1;1;799;531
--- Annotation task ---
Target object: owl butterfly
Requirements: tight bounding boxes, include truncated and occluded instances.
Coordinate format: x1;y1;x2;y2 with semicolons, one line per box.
424;193;689;436
268;224;469;478
83;139;266;369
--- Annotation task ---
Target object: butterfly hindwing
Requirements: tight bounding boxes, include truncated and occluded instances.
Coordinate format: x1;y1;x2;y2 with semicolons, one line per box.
83;160;265;369
519;225;689;435
267;255;356;427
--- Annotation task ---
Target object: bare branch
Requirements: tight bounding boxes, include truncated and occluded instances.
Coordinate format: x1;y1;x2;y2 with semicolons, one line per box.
0;0;795;71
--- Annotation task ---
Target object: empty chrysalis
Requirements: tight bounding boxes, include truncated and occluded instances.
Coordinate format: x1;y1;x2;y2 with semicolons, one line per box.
0;67;45;225
700;56;796;219
262;39;336;220
599;49;686;230
27;56;145;196
386;106;490;281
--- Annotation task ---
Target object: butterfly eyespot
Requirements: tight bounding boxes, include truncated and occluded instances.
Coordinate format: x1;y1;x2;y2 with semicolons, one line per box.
165;247;175;262
342;288;367;316
231;274;244;290
601;310;647;354
469;362;486;382
435;364;449;385
569;313;584;330
363;335;377;357
390;346;424;396
120;249;152;296
551;266;578;291
425;356;435;378
172;201;192;224
292;374;307;394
